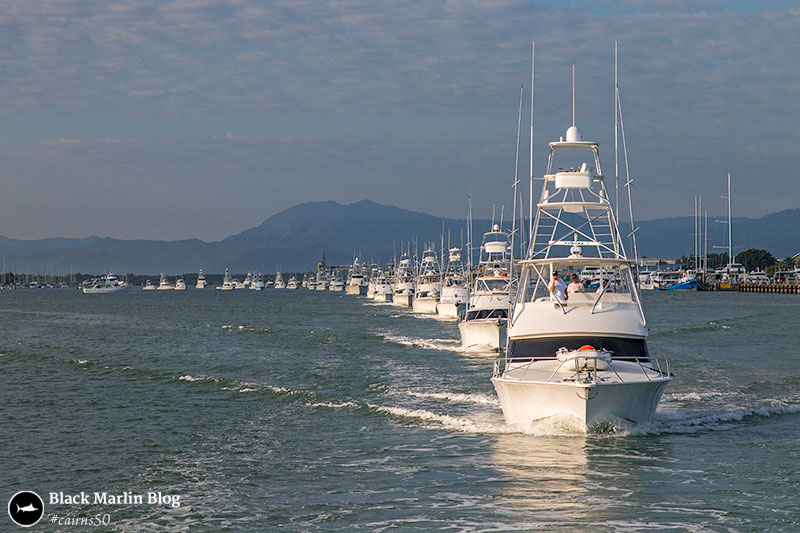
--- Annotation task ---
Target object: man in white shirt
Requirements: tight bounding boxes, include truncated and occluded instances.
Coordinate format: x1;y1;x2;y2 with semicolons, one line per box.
567;273;584;295
550;271;568;301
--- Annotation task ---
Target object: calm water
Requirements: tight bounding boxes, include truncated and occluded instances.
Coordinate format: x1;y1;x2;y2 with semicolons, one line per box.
2;288;799;531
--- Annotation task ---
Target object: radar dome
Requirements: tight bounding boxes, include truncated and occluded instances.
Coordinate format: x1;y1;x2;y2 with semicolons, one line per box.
493;224;500;231
566;125;583;142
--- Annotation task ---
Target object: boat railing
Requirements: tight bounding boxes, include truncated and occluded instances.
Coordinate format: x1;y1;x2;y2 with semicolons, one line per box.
494;356;671;383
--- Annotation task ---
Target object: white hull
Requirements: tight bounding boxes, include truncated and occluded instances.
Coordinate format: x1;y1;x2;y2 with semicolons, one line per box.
458;319;506;351
195;282;206;289
372;292;392;302
412;296;438;314
391;293;413;307
83;286;125;294
329;285;344;292
492;374;670;427
436;302;465;319
346;285;368;295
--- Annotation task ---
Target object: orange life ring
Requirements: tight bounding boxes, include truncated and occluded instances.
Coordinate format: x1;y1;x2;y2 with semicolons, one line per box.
578;345;595;351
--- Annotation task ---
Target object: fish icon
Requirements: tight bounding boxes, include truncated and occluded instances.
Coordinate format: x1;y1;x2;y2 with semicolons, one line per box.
17;503;39;513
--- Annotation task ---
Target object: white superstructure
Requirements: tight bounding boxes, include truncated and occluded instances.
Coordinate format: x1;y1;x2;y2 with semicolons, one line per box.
391;252;415;306
196;270;207;289
346;258;369;295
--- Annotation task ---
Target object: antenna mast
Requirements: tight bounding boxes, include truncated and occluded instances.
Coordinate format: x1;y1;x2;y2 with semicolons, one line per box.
529;41;535;256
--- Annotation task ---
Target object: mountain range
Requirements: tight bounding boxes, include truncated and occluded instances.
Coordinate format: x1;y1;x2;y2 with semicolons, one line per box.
1;199;798;274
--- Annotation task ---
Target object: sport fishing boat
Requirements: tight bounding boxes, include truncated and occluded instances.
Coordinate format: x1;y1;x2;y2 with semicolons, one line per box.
82;272;126;293
196;269;207;289
157;273;175;290
217;268;235;290
286;276;298;289
142;279;157;290
491;120;672;429
412;247;442;314
372;269;393;302
274;272;286;289
249;273;265;290
458;225;512;351
437;247;470;319
346;258;369;295
174;276;187;291
391;252;415;306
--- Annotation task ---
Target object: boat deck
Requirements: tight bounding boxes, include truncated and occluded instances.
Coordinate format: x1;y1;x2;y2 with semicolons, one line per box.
498;358;670;386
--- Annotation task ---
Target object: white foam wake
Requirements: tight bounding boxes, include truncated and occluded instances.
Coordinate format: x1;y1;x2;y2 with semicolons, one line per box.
382;333;461;352
405;390;500;406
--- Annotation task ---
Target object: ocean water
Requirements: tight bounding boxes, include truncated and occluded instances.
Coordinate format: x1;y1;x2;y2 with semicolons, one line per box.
2;288;799;531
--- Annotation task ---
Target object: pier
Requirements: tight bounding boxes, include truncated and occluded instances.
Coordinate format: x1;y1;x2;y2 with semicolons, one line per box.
738;282;800;294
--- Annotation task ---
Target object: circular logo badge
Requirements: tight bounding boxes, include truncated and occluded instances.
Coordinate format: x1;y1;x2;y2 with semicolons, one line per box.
8;491;44;528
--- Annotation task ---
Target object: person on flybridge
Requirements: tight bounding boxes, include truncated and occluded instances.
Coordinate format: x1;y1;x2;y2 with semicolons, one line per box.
550;271;568;301
567;273;585;295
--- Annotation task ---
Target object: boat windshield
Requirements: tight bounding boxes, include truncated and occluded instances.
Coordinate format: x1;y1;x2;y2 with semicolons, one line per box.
507;335;648;361
515;261;635;303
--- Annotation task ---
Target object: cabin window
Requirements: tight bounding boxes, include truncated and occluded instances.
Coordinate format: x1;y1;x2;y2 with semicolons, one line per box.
465;309;508;321
507;336;648;360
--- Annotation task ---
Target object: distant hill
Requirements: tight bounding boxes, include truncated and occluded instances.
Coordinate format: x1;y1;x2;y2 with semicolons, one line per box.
0;201;798;274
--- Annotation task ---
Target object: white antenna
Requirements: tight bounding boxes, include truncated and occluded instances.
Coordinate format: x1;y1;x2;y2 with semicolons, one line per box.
614;41;619;222
727;172;732;266
511;84;523;286
572;64;576;126
529;41;535;254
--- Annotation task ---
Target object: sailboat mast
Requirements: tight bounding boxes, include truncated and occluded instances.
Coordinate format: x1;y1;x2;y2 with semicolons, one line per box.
615;41;619;221
727;172;732;266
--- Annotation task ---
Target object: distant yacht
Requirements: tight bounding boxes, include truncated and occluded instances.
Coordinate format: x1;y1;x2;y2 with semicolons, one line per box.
274;272;286;289
82;272;126;294
217;268;235;290
391;252;415;306
196;269;207;289
437;247;470;319
346;258;369;295
458;224;512;351
174;276;187;291
372;269;393;302
157;273;175;290
143;279;156;290
329;273;345;291
249;273;265;290
315;270;328;291
287;276;298;289
412;247;442;314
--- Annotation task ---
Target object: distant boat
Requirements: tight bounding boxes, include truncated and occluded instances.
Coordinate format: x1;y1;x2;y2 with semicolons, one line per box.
346;258;369;295
437;247;470;319
458;224;511;351
217;268;235;290
174;276;187;291
249;273;265;290
412;247;442;314
143;279;156;290
196;269;207;289
372;270;393;302
82;272;126;294
157;273;175;290
391;252;415;306
274;272;286;289
287;276;298;289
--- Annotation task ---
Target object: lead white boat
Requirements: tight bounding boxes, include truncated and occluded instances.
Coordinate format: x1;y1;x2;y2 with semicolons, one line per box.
458;225;512;351
196;269;207;289
437;247;470;319
492;118;672;429
391;252;415;306
412;247;442;314
346;258;369;295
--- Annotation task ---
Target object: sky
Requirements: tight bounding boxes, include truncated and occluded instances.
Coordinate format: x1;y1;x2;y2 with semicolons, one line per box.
0;0;798;241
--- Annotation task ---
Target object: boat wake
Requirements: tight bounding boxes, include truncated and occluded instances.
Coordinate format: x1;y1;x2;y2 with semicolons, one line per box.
381;333;461;352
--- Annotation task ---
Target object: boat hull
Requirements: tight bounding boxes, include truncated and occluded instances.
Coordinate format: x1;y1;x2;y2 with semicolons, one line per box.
83;286;125;294
412;296;438;314
391;293;413;307
346;285;368;295
491;376;670;428
458;319;506;351
372;292;392;303
436;302;465;319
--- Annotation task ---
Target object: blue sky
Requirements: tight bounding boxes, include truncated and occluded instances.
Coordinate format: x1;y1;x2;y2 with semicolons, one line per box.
0;0;798;240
